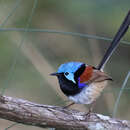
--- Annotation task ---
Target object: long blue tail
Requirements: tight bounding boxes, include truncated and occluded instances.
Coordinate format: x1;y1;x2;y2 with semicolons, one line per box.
97;10;130;70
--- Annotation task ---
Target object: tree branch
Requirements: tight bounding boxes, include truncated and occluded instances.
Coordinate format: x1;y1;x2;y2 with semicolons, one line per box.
0;95;130;130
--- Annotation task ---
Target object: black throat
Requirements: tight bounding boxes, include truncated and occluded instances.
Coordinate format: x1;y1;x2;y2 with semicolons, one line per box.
57;74;81;96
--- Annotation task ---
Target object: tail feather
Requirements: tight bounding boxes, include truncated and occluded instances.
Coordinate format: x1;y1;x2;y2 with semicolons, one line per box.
97;10;130;70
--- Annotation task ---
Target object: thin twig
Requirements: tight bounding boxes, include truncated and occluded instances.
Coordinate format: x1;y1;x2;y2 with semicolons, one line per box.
113;71;130;117
4;123;18;130
1;0;38;95
0;28;129;45
0;0;21;27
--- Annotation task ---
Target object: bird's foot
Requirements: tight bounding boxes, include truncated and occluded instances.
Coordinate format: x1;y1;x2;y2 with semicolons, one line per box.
86;102;95;118
63;102;75;109
86;108;92;118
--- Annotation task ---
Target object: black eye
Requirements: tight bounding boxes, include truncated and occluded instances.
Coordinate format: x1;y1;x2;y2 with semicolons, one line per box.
64;72;69;76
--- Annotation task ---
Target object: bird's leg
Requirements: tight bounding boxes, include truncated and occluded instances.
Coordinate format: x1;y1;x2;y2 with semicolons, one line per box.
63;102;75;109
86;101;96;117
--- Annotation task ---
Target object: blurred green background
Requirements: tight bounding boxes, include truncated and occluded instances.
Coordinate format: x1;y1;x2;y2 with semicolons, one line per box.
0;0;130;129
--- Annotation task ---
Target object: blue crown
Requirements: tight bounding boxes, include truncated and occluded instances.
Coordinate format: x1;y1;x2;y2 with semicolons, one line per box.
58;62;84;73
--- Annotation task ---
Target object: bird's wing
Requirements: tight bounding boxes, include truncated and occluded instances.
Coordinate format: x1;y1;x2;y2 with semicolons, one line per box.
88;69;112;83
79;66;112;84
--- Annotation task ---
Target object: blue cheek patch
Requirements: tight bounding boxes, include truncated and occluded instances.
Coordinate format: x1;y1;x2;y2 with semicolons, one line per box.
78;78;88;89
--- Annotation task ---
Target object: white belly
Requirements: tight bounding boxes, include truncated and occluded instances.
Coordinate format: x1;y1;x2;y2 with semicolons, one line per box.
69;81;107;104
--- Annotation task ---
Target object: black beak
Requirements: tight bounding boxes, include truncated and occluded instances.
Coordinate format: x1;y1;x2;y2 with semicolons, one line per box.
50;72;59;76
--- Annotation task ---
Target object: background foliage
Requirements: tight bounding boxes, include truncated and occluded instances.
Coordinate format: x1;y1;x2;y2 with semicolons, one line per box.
0;0;130;129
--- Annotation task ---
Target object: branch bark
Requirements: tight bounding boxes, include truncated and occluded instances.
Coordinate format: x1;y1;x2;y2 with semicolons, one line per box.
0;95;130;130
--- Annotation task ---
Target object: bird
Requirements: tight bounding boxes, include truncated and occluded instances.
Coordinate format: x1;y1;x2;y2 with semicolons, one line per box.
51;11;130;109
51;62;112;106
